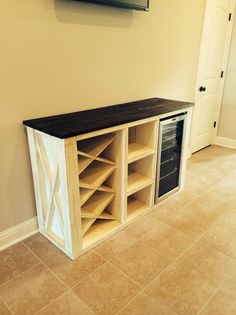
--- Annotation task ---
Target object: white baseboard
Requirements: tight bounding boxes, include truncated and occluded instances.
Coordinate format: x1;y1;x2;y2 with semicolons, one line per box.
215;136;236;150
0;217;38;251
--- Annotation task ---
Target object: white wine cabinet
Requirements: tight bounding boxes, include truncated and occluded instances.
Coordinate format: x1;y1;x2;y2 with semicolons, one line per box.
24;98;192;259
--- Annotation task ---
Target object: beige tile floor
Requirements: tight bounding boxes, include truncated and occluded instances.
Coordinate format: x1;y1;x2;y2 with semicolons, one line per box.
0;145;236;315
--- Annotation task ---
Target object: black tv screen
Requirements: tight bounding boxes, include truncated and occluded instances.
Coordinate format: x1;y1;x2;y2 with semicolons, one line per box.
77;0;149;11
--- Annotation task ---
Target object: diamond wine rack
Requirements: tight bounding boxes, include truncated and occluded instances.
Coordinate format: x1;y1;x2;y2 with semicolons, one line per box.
77;133;118;238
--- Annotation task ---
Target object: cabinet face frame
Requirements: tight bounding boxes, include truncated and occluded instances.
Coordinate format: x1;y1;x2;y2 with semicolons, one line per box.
26;109;191;259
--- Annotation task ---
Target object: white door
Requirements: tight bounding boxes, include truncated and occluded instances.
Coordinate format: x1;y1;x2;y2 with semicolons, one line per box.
191;0;235;153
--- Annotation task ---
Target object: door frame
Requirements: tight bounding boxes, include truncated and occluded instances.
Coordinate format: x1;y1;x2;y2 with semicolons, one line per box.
190;0;236;154
213;0;236;142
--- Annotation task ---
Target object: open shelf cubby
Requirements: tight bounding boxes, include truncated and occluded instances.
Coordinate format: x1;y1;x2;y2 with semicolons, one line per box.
127;186;152;222
128;121;156;163
127;155;154;196
77;131;123;250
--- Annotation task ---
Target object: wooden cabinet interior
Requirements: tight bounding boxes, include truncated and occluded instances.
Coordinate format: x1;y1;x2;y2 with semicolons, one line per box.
127;156;154;196
126;120;157;222
127;185;152;222
77;130;124;250
128;121;156;163
77;120;158;252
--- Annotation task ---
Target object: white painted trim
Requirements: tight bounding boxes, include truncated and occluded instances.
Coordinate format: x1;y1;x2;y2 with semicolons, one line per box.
191;0;236;152
0;217;38;251
215;136;236;149
212;0;236;144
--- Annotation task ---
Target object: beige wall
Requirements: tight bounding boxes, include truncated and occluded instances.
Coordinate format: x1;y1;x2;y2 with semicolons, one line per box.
218;16;236;140
0;0;204;232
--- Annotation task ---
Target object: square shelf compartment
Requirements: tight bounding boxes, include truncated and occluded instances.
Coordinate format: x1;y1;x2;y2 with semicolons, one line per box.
127;155;154;196
128;121;156;163
127;186;152;222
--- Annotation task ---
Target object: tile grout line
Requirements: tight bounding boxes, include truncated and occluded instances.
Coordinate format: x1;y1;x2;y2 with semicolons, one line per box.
0;257;46;314
152;204;235;261
158;203;233;253
117;166;236;314
115;288;146;315
197;277;229;315
0;295;14;315
133;205;236;312
89;250;148;314
154;162;236;237
94;157;227;266
33;289;97;315
114;171;236;314
206;235;236;262
78;248;144;290
127;199;228;265
87;175;236;314
0;254;42;290
33;291;69;315
91;222;174;287
63;253;144;315
55;247;121;290
111;235;179;315
20;242;81;315
21;242;71;290
111;222;174;264
1;147;235;315
21;243;97;315
106;261;143;290
183;169;231;207
90;225;185;314
153;162;233;224
145;162;236;312
91;215;163;262
68;259;109;291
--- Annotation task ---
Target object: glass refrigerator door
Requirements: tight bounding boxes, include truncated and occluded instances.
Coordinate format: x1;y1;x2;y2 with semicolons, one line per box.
157;115;185;199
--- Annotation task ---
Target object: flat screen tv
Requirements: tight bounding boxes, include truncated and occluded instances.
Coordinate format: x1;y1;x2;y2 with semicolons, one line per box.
77;0;149;11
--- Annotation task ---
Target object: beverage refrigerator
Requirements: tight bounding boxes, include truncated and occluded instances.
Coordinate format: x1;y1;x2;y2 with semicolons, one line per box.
155;113;187;202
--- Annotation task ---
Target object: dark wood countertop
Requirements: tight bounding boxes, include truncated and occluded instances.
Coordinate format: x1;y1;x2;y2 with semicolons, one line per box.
23;98;193;139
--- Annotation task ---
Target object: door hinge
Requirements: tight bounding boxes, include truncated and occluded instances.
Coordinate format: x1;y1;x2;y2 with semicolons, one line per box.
221;70;224;78
214;121;217;128
229;13;232;21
